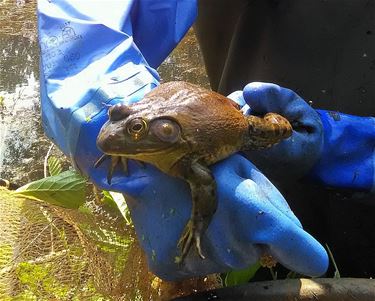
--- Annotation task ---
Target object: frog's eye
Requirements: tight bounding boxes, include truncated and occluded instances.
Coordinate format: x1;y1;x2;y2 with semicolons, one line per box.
127;118;148;137
151;119;180;143
108;104;132;121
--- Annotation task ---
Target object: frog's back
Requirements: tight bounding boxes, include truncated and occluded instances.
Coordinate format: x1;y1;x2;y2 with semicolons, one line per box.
139;82;248;159
139;81;240;114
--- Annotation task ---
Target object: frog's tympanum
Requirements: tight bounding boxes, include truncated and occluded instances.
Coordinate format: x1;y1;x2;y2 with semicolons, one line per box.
95;81;292;263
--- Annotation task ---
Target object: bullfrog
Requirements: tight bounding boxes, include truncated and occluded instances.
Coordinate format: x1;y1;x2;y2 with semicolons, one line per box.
95;81;292;263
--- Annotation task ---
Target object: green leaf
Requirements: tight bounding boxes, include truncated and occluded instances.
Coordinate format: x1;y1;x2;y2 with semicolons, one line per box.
13;170;86;208
224;261;261;287
102;191;132;224
47;156;63;176
101;190;118;210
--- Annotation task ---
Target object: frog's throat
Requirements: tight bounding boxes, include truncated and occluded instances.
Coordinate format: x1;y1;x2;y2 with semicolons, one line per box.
114;144;190;174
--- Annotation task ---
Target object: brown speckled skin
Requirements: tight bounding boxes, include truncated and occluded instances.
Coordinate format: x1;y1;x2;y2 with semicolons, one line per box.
145;82;249;168
96;81;292;262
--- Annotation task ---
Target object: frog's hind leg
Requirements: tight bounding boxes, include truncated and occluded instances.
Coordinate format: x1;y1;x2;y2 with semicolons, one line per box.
177;161;217;262
245;113;292;149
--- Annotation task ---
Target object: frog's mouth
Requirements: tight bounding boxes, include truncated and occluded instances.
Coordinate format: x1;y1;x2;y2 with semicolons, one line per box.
97;130;188;156
105;144;181;157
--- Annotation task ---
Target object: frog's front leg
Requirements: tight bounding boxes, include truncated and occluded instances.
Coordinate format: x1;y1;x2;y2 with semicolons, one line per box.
175;161;217;263
94;154;144;184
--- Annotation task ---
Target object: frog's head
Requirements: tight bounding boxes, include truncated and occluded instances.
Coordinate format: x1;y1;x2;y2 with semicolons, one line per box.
97;104;182;156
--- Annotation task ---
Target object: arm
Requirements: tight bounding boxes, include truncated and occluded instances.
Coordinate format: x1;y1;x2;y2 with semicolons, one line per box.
241;82;375;192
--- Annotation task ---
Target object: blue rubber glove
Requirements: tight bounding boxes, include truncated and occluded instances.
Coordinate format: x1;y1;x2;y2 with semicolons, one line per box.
241;82;375;192
111;155;328;281
38;1;328;280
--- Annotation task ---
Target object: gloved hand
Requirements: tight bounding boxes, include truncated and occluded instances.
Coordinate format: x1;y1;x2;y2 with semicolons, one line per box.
234;82;324;180
91;153;328;281
241;82;375;191
38;1;329;281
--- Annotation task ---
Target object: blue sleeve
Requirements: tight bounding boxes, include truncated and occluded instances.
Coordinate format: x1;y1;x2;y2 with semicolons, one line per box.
131;0;197;68
38;0;197;161
307;110;375;192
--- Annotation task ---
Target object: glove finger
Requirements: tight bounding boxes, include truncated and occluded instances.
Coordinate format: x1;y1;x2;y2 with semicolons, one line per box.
233;179;328;276
243;82;295;114
227;90;246;106
266;218;329;277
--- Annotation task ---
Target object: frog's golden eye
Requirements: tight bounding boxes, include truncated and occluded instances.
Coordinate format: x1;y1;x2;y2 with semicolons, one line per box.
151;119;180;143
127;118;148;137
108;104;132;121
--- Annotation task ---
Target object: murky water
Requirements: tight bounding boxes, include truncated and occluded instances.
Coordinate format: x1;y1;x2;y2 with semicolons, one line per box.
0;1;208;185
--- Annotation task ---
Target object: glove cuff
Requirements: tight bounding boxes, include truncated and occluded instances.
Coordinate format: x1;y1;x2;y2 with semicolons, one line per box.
306;110;375;192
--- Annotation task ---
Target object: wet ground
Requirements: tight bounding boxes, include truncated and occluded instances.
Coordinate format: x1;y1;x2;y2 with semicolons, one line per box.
0;0;208;185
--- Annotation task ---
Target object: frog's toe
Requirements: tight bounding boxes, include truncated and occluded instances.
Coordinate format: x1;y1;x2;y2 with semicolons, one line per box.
94;154;122;184
106;156;120;184
178;220;206;262
195;233;205;259
120;157;128;175
94;154;109;168
178;221;193;260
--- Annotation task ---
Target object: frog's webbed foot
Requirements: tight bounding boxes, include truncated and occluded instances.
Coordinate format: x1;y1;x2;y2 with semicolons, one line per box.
94;154;129;184
176;161;217;263
178;219;205;262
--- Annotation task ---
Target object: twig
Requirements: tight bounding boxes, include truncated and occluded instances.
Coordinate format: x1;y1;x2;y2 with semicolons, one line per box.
326;244;341;278
0;250;69;275
43;143;54;178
